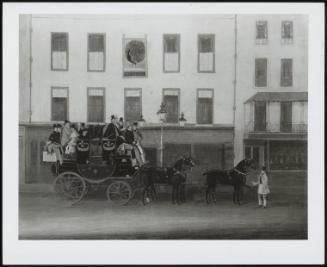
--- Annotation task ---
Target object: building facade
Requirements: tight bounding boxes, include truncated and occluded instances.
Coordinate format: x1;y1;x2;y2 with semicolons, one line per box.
19;14;237;185
19;14;308;187
234;15;308;171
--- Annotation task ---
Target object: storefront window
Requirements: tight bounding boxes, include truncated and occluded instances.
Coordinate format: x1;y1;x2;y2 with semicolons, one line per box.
269;141;307;170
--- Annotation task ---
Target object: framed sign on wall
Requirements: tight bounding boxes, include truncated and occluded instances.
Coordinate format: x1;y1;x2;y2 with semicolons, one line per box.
123;35;147;77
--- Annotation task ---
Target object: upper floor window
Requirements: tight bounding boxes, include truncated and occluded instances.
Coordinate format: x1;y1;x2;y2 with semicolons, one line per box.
87;88;105;123
280;58;293;87
255;58;268;87
256;21;268;44
198;34;215;73
281;21;293;44
163;89;180;123
197;89;213;124
163;34;180;73
51;33;68;71
254;101;266;131
51;87;68;121
88;34;105;72
125;88;142;122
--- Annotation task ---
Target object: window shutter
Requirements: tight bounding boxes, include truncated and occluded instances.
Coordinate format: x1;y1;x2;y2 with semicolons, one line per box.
52;88;68;121
163;35;180;72
198;35;214;72
281;58;293;86
88;34;105;71
164;95;179;123
197;91;213;124
199;36;213;53
255;58;267;87
88;88;104;122
51;33;68;70
256;21;267;39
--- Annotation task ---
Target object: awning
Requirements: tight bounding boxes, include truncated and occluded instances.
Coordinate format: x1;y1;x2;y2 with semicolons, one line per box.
244;92;308;104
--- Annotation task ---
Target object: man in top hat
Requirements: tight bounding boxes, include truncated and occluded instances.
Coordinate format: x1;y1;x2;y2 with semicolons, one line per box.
103;115;121;140
46;124;63;165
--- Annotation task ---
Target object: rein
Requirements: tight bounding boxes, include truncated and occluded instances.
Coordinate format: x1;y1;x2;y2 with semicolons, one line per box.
233;168;247;176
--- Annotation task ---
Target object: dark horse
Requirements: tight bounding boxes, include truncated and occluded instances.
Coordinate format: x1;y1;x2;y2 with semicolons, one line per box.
140;156;195;205
203;158;256;205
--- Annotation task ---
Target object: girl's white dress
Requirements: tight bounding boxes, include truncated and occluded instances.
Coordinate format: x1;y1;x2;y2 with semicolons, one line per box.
257;171;270;195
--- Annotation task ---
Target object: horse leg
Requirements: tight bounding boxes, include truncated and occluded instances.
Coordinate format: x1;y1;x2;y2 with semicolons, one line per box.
172;183;177;204
206;185;211;204
212;186;217;204
233;185;237;204
236;185;242;205
176;182;182;205
150;184;157;200
180;182;186;203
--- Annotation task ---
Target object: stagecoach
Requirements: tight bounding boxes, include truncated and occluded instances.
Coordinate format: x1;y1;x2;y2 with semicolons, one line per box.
44;138;145;206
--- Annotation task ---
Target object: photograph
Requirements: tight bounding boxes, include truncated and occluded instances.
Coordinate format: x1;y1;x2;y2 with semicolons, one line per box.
3;2;325;265
18;13;308;240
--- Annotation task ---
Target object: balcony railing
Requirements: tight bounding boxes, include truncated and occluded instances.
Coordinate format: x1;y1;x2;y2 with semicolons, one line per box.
245;121;307;134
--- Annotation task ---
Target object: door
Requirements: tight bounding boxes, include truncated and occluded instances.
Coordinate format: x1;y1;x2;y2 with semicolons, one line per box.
280;101;292;132
254;101;266;131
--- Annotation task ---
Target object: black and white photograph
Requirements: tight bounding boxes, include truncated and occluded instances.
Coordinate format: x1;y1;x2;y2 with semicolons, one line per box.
3;2;325;265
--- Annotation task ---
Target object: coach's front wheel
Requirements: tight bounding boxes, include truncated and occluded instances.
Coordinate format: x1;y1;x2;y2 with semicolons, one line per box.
106;181;132;206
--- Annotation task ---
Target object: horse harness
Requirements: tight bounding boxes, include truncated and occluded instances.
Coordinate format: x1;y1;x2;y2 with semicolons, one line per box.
227;168;247;180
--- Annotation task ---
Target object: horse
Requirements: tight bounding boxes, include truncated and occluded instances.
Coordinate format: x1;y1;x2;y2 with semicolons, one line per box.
140;156;195;205
203;158;256;205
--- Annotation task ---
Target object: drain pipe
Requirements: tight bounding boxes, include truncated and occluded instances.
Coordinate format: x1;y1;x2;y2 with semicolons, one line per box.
28;15;32;123
232;15;238;164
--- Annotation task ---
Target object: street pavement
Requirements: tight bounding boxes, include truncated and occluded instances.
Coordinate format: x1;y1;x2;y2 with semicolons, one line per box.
19;172;307;239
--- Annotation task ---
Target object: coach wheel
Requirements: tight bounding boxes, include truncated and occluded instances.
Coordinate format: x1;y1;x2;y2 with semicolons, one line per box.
53;172;86;205
106;181;132;206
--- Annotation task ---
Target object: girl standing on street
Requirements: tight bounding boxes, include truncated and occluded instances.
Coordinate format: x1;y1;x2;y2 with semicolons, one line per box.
252;166;270;208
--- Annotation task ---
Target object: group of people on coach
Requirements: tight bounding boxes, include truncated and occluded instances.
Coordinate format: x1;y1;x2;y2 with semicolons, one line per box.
45;115;146;168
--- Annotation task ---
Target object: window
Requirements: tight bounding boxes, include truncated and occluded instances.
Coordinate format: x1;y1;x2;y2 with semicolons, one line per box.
87;88;105;123
256;21;268;44
163;89;180;123
280;58;293;87
125;88;142;122
255;58;268;87
51;33;68;70
281;21;293;44
51;87;68;121
197;89;213;124
198;34;215;73
88;34;105;71
163;34;180;72
280;101;292;132
254;101;266;131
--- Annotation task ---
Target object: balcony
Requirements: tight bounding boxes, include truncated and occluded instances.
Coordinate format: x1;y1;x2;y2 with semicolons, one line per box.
244;121;307;140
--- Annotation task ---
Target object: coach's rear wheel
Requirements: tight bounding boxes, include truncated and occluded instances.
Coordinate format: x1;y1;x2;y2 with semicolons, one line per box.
53;172;86;205
106;181;132;206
